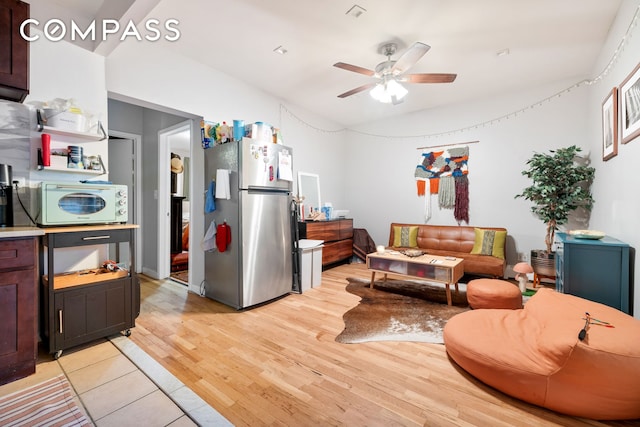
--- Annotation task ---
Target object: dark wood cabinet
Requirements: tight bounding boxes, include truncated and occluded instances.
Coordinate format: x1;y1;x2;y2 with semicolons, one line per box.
0;0;29;102
0;237;37;386
41;225;139;358
171;196;185;253
298;219;353;268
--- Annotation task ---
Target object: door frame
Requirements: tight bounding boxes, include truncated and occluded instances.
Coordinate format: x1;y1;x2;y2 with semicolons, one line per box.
108;130;143;273
157;121;192;279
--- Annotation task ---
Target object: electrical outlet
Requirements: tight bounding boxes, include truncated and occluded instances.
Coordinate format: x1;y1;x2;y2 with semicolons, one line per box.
517;252;529;262
14;177;27;193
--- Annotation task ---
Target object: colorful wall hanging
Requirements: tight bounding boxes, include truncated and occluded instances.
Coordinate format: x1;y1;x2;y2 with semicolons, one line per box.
415;146;470;224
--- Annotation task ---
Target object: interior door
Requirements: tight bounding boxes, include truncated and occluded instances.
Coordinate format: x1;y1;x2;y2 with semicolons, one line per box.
108;136;136;271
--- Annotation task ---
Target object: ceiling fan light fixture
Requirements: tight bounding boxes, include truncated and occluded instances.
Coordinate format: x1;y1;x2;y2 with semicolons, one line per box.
370;78;408;103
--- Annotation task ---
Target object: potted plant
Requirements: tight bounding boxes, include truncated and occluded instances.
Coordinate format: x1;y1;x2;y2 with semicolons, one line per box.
515;145;595;276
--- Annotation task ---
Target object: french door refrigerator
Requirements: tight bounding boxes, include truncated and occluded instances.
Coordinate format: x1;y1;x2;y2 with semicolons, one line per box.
204;137;294;309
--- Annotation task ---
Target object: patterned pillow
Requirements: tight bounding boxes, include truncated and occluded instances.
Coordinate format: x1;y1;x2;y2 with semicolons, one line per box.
470;228;506;259
393;226;419;247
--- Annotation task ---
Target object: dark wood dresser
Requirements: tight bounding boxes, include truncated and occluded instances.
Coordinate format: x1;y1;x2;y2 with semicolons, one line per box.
298;218;353;268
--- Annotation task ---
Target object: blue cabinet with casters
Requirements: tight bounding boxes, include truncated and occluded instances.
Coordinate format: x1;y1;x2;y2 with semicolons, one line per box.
555;232;631;314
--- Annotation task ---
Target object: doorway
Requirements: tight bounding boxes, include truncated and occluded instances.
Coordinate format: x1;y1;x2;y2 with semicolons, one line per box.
157;121;192;282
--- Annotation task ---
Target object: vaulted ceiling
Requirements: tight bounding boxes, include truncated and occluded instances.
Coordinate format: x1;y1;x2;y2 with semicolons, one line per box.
33;0;624;127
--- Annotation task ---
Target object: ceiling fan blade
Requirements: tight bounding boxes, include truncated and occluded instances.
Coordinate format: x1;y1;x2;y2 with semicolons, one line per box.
402;73;457;83
337;82;377;98
333;62;375;76
391;42;430;75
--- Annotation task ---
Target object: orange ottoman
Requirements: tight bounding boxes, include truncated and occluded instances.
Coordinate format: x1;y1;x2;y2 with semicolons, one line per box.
467;278;522;309
444;288;640;420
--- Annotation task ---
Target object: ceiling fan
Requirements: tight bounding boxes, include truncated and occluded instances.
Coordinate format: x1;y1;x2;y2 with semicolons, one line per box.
334;42;457;105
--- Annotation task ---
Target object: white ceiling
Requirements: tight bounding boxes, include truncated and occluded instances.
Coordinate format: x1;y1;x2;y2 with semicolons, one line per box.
45;0;624;127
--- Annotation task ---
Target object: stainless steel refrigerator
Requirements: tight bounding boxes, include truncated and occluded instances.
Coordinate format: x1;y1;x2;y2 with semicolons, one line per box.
204;137;294;309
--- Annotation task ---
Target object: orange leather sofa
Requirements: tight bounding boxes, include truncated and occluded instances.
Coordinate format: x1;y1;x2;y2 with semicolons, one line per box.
443;288;640;420
388;223;506;277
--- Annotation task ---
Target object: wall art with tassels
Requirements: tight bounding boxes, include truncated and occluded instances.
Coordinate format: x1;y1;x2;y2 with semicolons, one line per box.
414;142;477;224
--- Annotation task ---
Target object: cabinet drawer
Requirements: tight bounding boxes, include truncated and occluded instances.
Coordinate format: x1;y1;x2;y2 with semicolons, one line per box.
47;229;131;248
299;219;353;242
339;219;353;240
322;239;353;265
0;238;36;270
300;221;339;242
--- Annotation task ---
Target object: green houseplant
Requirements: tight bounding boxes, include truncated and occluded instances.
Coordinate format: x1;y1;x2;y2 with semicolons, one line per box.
515;145;595;274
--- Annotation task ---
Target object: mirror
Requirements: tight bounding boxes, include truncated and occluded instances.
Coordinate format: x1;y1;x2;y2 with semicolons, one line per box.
298;172;321;213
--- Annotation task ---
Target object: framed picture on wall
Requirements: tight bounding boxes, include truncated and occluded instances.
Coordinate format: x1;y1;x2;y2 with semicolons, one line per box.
602;87;618;161
620;61;640;144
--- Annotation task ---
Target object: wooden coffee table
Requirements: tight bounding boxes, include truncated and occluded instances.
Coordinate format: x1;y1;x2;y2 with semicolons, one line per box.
366;251;465;306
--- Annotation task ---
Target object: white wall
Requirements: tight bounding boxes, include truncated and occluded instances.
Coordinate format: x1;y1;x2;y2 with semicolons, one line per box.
587;0;640;316
345;0;640;317
105;42;347;293
26;29;108;185
345;78;590;263
24;29;110;273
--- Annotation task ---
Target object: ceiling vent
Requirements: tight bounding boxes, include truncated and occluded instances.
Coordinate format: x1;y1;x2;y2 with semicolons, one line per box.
345;5;366;18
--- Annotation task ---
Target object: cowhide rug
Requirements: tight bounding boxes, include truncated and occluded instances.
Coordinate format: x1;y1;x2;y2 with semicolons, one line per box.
335;277;469;344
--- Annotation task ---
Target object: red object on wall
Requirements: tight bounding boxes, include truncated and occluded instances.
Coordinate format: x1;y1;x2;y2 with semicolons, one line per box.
41;133;51;166
216;221;232;252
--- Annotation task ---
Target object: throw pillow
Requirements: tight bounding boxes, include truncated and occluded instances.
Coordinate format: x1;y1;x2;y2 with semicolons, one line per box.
393;226;419;247
470;228;506;259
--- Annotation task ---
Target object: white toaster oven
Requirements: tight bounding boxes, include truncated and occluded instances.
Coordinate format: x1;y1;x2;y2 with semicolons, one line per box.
37;182;128;226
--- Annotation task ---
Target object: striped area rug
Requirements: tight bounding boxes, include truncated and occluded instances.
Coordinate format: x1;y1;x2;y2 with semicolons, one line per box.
0;375;90;427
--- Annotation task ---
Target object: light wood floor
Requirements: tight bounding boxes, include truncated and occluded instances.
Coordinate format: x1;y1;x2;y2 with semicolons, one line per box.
132;264;636;427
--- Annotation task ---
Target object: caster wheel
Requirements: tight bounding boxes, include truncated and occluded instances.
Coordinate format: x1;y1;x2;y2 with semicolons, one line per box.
54;350;63;360
124;329;132;337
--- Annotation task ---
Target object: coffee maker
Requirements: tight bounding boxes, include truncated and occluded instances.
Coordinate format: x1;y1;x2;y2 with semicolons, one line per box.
0;164;14;227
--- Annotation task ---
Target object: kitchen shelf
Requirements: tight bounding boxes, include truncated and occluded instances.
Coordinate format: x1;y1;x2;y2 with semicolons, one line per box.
41;166;104;175
37;125;104;141
43;268;128;290
36;110;106;140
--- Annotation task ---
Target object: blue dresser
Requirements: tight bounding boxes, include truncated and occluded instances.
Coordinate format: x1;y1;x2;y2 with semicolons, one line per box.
555;232;631;314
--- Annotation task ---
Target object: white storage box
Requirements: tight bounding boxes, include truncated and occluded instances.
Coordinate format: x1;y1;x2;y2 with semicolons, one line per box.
299;239;324;292
46;111;87;132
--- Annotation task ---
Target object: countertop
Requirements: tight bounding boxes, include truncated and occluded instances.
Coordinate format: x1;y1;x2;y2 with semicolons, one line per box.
0;227;46;238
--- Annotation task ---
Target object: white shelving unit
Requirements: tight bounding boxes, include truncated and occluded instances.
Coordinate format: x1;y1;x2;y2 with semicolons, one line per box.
35;111;107;174
39;125;104;141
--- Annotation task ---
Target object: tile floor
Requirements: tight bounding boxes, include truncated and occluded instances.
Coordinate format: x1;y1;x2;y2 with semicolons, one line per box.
0;336;232;427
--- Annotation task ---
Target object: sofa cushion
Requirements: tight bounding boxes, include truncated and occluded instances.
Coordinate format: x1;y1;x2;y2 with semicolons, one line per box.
392;225;418;247
425;250;505;278
471;228;507;259
443;288;640;420
470;228;506;259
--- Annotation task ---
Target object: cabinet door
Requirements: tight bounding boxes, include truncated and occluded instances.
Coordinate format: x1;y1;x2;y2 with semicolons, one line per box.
53;279;133;351
0;0;29;101
564;245;623;311
0;268;36;385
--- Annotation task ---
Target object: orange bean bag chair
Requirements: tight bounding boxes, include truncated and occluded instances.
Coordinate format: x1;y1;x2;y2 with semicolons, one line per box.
466;278;522;309
443;288;640;420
